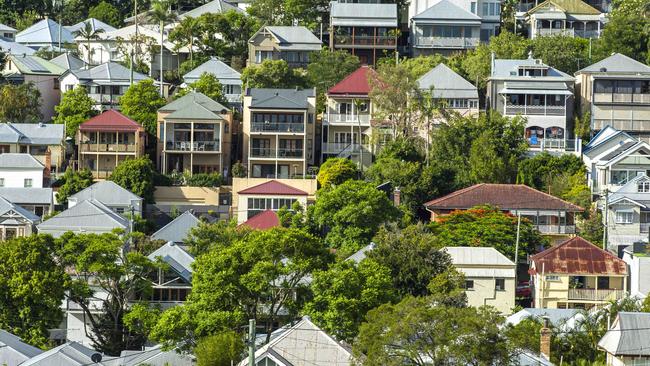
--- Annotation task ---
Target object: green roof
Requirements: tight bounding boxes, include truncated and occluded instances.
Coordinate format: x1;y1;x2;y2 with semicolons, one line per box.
160;92;229;114
166;101;222;120
528;0;601;15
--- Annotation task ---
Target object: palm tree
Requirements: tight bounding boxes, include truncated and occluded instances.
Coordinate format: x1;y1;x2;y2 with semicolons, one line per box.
148;0;178;95
75;21;105;65
170;16;199;68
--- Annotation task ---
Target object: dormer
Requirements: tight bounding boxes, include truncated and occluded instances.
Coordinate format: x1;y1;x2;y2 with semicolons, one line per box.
517;64;549;77
638;176;650;193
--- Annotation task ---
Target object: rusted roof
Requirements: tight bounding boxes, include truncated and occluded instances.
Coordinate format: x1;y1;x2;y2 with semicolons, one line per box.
530;237;627;275
79;110;142;133
424;184;583;212
238;180;308;196
239;210;280;230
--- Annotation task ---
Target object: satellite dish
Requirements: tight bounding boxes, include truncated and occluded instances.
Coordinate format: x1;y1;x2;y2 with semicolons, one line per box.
91;353;103;363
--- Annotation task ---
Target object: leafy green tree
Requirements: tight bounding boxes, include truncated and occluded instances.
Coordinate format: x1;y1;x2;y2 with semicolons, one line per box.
176;73;228;105
0;82;41;123
109;156;156;203
396;54;449;79
54;86;98;137
241;59;306;89
194;331;245;366
56;167;94;205
247;0;328;28
354;297;513;366
75;20;106;65
89;1;122;28
368;61;419;137
376;135;425;162
59;0;89;26
311;180;400;256
317;157;359;189
185;219;246;256
306;48;360;112
594;0;649;63
303;258;395;342
119;79;166;135
579;208;604;244
123;302;162;341
169;16;200;65
0;235;68;348
530;35;590;74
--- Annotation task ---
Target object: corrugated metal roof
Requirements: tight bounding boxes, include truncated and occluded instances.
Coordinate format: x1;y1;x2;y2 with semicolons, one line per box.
182;57;241;84
491;59;573;79
160;91;229;113
330;2;398;27
80;110;143;132
70;61;148;84
347;242;375;263
20;342;109;366
527;0;601;15
413;0;481;22
16;18;74;45
505;308;582;327
0;153;44;169
598;312;650;356
0;196;40;223
66;18;117;34
239;180;308;196
248;88;315;109
445;246;515;266
0;38;36;55
328;66;374;96
576;53;650;75
151;210;200;243
147;242;195;282
69;181;142;207
264;26;322;51
37;199;129;237
0;187;53;205
180;0;242;19
0;329;43;365
239;210;280;230
530;237;627;275
165;101;221;120
417;63;478;99
0;123;64;145
50;53;86;71
9;54;65;75
0;23;16;32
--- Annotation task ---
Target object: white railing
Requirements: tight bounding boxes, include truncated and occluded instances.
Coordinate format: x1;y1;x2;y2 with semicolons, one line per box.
536;225;576;234
415;36;480;49
574;29;600;39
537;28;575;37
528;139;580;153
165;140;221;152
326;114;371;126
322;142;371;155
568;288;625;301
505;104;566;116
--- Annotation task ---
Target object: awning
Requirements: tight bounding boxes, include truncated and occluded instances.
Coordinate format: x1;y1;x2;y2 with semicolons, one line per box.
615;208;635;213
499;88;572;95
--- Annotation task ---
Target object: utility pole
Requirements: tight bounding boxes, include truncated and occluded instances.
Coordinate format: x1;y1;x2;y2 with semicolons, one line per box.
513;212;521;287
131;0;138;86
248;319;256;366
602;189;609;250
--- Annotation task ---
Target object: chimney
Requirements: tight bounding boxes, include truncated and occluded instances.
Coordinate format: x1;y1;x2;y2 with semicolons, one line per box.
393;187;401;207
540;316;551;360
43;148;51;182
490;52;496;77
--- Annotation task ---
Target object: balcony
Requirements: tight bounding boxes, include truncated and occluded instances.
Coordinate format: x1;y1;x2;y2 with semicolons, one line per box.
504;104;566;116
528;139;580;153
322;142;371;155
325;113;371;126
334;35;396;47
79;142;136;153
574;29;600;39
251;122;305;133
594;93;650;104
165;140;221;152
88;93;120;105
568;288;625;301
250;148;304;159
536;28;575;37
593;118;650;131
414;36;480;49
536;224;576;234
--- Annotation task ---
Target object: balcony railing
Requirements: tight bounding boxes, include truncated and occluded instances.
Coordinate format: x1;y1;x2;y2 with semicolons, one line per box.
574;29;600;39
537;28;575;37
79;143;136;153
414;36;480;49
250;148;304;159
88;93;120;104
322;142;371;154
165;140;220;152
528;139;580;153
505;104;566;116
536;224;576;234
594;93;650;104
568;288;625;301
593;118;650;131
90;170;113;179
325;113;371;125
334;35;397;47
251;122;305;133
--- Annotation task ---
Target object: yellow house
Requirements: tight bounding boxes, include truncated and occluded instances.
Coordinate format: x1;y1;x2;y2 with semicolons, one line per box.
530;237;628;310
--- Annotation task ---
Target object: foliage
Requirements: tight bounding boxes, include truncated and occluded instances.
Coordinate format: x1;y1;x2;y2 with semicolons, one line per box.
14;10;39;31
241;59;306;89
185;172;225;187
89;1;122;28
306;48;360;112
109;157;156;203
0;82;42;123
247;0;328;28
75;20;106;65
517;153;586;192
185;219;245;256
574;111;591;141
194;331;245;366
119;79;166;135
311;180;400;256
579;208;604;245
317;157;358;189
354;297;512;366
368;61;419;137
594;0;649;63
530;35;591;75
54;86;98;137
303;258;395;342
0;235;67;348
56;167;94;205
429;206;547;261
231;162;246;178
123;303;161;341
376;136;425;162
176;72;228;105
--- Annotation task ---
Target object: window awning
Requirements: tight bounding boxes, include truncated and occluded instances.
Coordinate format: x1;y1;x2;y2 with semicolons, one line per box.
499;88;572;95
616;208;635;213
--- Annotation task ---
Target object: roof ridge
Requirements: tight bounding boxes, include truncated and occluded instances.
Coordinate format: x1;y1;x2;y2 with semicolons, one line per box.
424;183;485;207
518;184;584;211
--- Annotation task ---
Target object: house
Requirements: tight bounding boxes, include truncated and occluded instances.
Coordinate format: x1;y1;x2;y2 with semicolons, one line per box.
50;52;86;71
0;122;65;173
487;54;578;154
146;242;194;309
150;210;200;243
0;153;44;188
0;38;36;55
505;308;584;331
15;18;74;50
19;342;108;366
0;329;43;366
329;1;398;66
157;92;234;176
0;187;53;217
37;199;130;237
235;180;309;224
445;246;516;314
602;174;650;250
247;26;322;68
416;63;480;121
242;88;317;178
238;317;353;366
109;345;194;366
59;62;150;111
598;312;650;366
410;0;481;56
68;181;144;216
424;183;583;242
622;242;650;300
574;53;650;142
521;0;603;39
182;57;243;106
77;110;146;179
582;126;650;195
65;18;117;34
529;236;627;309
239;209;281;230
0;22;17;40
2;54;65;121
0;196;40;240
179;0;242;19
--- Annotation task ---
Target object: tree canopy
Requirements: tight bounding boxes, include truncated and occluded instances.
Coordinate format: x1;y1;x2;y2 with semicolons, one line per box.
306;48;360;112
241;59;306;89
119;79;166;135
109;156;156;203
56;167;94;205
0;83;41;123
176;72;228;105
317;157;359;189
54;86;98;137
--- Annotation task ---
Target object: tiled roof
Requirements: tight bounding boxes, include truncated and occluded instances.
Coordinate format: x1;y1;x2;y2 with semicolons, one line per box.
530;237;627;275
239;210;280;230
425;183;583;212
328;66;375;96
238;180;308;196
79;110;142;132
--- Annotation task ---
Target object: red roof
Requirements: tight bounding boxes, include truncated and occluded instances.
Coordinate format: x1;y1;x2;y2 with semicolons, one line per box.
238;180;308;196
327;66;376;96
79;110;143;133
424;184;583;212
239;210;280;230
530;237;627;276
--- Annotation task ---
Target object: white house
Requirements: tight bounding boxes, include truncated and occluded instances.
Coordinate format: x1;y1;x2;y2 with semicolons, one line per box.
0;154;44;188
236;180;309;224
37;199;130;237
182;57;243;106
598;312;650;366
602;174;650;250
67;181;144;216
0;22;17;40
622;243;650;300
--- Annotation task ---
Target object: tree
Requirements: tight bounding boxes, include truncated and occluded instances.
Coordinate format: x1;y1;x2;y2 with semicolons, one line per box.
317;157;358;189
530;35;590;75
0;235;68;348
194;331;245;366
119;79;166;135
185;219;246;256
169;16;200;66
306;48;360;112
368;61;419;137
56;167;94;205
354;297;513;366
311;180;400;256
0;83;41;123
579;208;604;244
594;0;649;63
176;72;228;105
303;258;395;342
109;156;156;203
54;86;98;137
241;59;306;89
246;0;328;28
75;21;105;65
89;1;122;28
148;0;178;95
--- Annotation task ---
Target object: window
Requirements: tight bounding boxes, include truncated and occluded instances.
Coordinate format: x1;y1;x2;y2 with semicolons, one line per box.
615;211;634;224
0;178;4;187
495;278;505;291
465;280;474;290
482;2;489;15
639;181;650;192
471;1;477;13
24;178;32;188
115;207;125;214
53;79;60;90
545;275;560;281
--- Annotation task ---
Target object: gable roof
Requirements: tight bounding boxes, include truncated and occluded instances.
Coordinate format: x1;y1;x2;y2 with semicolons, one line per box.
530;237;627;275
0;329;43;365
166;100;222;120
0;153;44;169
8;54;65;75
0;187;53;206
248;88;315;109
424;184;583;212
597;141;650;168
0;123;64;145
50;52;86;71
263;26;322;51
37;199;129;236
66;18;117;34
491;58;573;79
608;174;650;207
160;91;229;114
239;180;308;196
347;243;375;263
413;0;481;22
0;196;40;223
69;61;148;85
20;342;109;366
527;0;601;15
79;110;143;133
576;53;650;75
583;125;631;152
330;2;398;27
182;57;242;84
112;345;194;366
417;63;478;99
151;210;200;243
240;210;280;230
0;38;36;55
180;0;242;19
598;312;650;356
147;242;195;283
16;18;74;45
69;181;142;206
328;66;375;96
445;246;515;278
0;23;16;32
505;308;583;327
